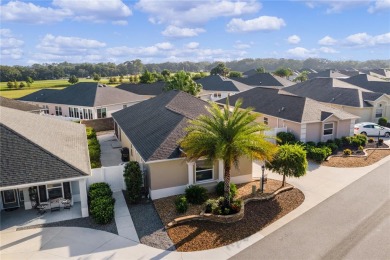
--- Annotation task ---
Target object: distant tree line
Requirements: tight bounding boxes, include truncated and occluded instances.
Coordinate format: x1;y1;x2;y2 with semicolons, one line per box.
1;58;389;82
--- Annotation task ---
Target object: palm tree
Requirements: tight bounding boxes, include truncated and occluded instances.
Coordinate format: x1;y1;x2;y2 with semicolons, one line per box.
293;71;309;82
181;99;278;206
164;70;202;96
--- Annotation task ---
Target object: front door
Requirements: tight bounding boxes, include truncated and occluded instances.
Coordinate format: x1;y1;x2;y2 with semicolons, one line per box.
1;189;20;209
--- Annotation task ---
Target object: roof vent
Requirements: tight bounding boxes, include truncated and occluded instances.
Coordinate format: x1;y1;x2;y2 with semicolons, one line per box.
281;107;285;111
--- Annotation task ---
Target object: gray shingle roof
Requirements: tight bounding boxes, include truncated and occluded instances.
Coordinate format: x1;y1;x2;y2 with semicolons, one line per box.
19;82;148;107
195;75;252;92
112;90;210;162
284;78;383;108
308;69;349;79
116;82;165;96
341;74;390;94
218;87;358;123
233;73;294;87
0;107;90;187
0;96;41;112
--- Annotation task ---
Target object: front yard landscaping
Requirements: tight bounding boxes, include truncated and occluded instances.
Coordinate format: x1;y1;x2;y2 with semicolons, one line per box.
322;149;390;167
153;180;304;251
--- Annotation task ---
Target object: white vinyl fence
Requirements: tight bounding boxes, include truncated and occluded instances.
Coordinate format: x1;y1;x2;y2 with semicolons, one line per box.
88;165;126;192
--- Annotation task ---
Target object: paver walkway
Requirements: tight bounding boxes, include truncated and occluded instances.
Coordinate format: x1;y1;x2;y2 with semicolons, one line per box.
113;191;139;242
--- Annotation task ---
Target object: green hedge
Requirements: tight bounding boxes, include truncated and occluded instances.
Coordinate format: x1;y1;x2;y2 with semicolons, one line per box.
276;132;297;145
86;127;101;168
307;146;332;163
88;182;115;224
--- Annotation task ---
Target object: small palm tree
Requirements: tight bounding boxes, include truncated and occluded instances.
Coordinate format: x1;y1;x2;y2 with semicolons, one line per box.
181;99;278;206
164;70;202;96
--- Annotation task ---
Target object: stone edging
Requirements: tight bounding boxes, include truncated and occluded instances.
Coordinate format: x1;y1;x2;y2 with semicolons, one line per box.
165;185;293;229
327;147;390;160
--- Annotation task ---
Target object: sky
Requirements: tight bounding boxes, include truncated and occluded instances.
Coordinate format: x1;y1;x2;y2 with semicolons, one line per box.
1;0;390;66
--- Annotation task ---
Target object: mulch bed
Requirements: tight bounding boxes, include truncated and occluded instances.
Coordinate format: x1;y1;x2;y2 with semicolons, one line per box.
16;216;118;234
167;188;304;252
154;179;290;226
322;149;390;168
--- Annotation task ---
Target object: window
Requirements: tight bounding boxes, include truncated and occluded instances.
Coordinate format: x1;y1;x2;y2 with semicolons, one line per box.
264;117;268;125
2;190;16;204
69;107;74;117
47;183;63;200
364;125;373;129
19;190;24;202
195;160;213;182
375;108;383;118
55;106;62;116
88;109;93;119
323;123;334;136
97;108;107;119
213;93;222;98
42;105;49;114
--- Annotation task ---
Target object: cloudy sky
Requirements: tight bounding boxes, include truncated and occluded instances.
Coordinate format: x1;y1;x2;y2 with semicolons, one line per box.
1;0;389;65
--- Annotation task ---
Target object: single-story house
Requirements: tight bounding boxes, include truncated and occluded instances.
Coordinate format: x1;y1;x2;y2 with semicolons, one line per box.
218;87;359;143
0;96;43;114
19;82;151;120
233;72;294;88
284;78;390;123
341;74;390;94
361;69;390;79
0;106;90;217
308;69;349;79
195;75;253;101
116;81;165;96
112;90;254;199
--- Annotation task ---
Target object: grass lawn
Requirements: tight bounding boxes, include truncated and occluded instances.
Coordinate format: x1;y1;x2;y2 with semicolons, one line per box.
0;78;119;99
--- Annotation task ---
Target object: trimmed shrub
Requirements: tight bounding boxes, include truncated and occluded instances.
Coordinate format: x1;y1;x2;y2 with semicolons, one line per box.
358;146;364;151
305;141;316;148
341;136;351;147
334;138;342;148
90;197;115;224
355;134;367;146
378;139;384;145
230;200;242;213
276;132;296;145
185;185;208;204
307;146;332;163
327;143;339;154
205;197;241;215
123;161;143;204
350;138;362;148
343;149;352;156
86;127;101;168
86;127;96;139
368;138;374;143
215;181;237;199
88;185;113;201
316;142;326;147
175;196;188;213
205;198;221;214
378;117;388;127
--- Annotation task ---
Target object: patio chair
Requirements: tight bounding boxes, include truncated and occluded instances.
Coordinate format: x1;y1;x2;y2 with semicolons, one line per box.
37;202;49;215
50;198;60;212
61;198;71;210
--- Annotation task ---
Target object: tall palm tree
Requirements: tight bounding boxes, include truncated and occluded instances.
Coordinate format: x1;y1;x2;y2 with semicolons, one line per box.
181;99;278;206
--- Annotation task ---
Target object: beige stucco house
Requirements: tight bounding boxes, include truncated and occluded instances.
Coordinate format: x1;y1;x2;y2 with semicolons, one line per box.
112;90;254;199
219;87;359;143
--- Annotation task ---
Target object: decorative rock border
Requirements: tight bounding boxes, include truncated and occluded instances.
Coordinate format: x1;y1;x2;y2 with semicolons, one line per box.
166;185;293;229
326;146;390;160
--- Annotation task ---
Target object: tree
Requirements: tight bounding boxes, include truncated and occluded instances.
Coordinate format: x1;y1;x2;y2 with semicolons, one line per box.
92;73;101;81
123;161;143;203
181;99;278;206
26;76;34;85
7;81;13;89
210;63;230;77
256;66;266;73
13;80;19;89
274;67;293;78
164;70;202;96
139;70;156;84
119;75;124;83
161;69;171;78
19;82;25;89
266;144;307;187
68;75;79;84
293;71;308;82
229;71;242;78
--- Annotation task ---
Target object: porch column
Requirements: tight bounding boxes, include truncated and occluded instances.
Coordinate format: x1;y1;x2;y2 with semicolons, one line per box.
218;159;224;182
187;162;194;185
79;178;89;217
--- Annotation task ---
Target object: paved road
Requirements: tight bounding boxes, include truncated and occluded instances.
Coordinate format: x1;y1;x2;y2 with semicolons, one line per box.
232;160;390;260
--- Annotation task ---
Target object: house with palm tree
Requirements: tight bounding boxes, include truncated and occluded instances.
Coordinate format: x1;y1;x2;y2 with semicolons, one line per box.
111;90;267;199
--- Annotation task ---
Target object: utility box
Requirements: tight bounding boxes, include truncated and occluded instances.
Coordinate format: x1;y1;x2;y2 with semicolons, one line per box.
121;147;129;162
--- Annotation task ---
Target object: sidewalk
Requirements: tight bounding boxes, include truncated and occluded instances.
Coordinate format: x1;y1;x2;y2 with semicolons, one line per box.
1;155;390;259
113;191;139;242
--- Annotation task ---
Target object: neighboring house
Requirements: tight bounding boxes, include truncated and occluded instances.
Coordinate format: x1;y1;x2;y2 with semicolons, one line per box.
284;78;390;123
361;69;390;79
116;81;165;96
195;75;252;101
308;69;349;79
19;82;151;120
338;69;362;77
0;96;43;114
233;72;294;88
218;87;359;143
112;90;253;199
341;74;390;94
0;107;90;217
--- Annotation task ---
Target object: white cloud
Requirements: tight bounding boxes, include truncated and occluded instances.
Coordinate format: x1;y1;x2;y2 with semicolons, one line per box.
305;1;371;14
226;16;286;33
319;47;339;54
286;47;317;58
0;1;71;24
343;32;390;47
287;35;301;44
136;0;261;26
233;41;252;49
185;42;200;49
368;0;390;13
318;36;337;45
0;29;24;60
0;0;131;24
112;20;128;25
162;26;205;38
154;42;174;50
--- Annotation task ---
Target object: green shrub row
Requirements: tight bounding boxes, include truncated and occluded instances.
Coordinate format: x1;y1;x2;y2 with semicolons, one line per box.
88;182;115;224
123;161;143;204
86;127;101;169
306;146;332;163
